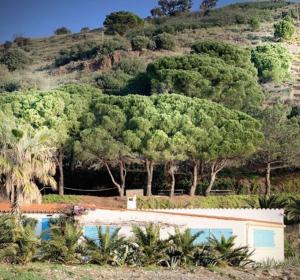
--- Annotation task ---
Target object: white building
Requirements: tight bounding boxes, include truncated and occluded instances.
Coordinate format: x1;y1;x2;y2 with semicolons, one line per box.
0;202;284;262
78;207;284;262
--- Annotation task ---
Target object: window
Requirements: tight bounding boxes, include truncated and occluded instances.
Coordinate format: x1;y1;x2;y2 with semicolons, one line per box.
253;229;275;248
41;218;51;241
191;228;233;244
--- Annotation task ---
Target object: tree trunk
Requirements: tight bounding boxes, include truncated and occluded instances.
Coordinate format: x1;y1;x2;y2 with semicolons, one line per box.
104;162;126;197
190;160;199;196
119;161;126;197
169;161;176;197
58;150;64;196
205;159;227;196
146;159;154;196
205;172;216;196
265;162;271;196
11;186;21;216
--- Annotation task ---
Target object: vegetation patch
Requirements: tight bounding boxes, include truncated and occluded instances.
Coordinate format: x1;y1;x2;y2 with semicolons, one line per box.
42;195;81;204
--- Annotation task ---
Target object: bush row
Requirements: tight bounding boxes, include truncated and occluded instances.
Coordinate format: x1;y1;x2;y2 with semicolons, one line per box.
0;215;253;267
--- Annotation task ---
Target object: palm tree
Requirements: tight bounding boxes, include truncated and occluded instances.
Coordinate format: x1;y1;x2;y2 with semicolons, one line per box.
132;223;168;265
208;235;253;267
40;220;83;264
286;198;300;235
0;122;57;214
166;227;202;266
84;226;128;265
248;195;287;209
0;214;39;264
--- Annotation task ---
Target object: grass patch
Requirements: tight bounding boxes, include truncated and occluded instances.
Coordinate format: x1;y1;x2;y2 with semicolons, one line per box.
42;194;81;204
0;267;45;280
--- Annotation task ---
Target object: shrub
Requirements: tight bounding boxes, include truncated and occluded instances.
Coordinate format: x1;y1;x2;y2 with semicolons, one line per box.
249;17;260;31
132;224;168;265
103;11;144;36
154;32;176;50
164;227;202;266
147;54;263;111
55;38;130;67
54;27;72;35
40;219;83;264
0;64;20;92
131;35;150;51
42;194;81;204
112;57;146;75
0;48;32;71
274;18;295;40
147;39;157;50
203;235;253;267
84;226;128;265
0;215;39;264
13;36;31;47
191;40;257;75
95;69;131;93
80;27;90;33
3;41;13;49
96;37;130;55
251;43;292;83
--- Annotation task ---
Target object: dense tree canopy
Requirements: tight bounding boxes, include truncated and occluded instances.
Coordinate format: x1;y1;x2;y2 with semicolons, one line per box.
146;54;263;112
191;40;257;76
75;94;262;196
153;0;193;16
0;84;102;195
103;11;144;35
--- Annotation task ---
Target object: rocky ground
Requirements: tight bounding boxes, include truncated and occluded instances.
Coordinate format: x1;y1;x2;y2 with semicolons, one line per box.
0;264;300;280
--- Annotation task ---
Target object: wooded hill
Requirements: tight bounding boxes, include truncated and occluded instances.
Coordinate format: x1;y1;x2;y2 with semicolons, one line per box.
1;1;300;207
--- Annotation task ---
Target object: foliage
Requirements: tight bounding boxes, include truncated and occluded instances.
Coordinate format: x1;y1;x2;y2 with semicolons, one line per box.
103;11;144;36
274;17;295;41
200;0;218;13
286;198;300;223
154;32;176;50
13;36;31;48
55;38;130;67
42;195;81;204
0;215;39;264
40;220;83;264
251;43;292;83
206;235;253;267
247;195;287;209
84;226;128;265
137;195;258;209
80;27;90;32
191;40;257;75
165;227;202;266
132;223;168;265
252;105;300;195
112;57;147;76
249;17;260;31
0;115;57;211
131;35;150;51
0;49;32;71
0;64;20;92
147;54;263;111
155;0;193;16
54;27;72;35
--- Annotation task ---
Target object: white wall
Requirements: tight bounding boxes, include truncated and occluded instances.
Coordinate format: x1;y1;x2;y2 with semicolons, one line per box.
148;208;284;224
78;208;284;262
